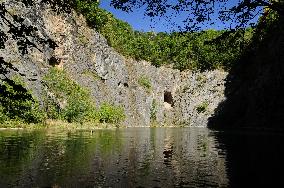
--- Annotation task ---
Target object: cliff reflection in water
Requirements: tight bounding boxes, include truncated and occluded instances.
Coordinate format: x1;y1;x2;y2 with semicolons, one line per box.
0;128;228;187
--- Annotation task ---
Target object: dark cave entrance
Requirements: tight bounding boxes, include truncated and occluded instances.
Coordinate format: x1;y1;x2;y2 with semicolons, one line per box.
164;91;174;107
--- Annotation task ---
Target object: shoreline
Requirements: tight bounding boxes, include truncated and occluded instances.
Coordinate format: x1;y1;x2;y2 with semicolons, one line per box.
1;123;283;134
0;120;118;131
0;119;200;131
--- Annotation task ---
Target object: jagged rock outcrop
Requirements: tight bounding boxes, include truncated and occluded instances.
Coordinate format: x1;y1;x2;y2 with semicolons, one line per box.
174;70;227;126
0;0;227;126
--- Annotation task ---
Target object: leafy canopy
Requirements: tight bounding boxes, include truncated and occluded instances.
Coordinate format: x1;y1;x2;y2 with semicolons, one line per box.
110;0;284;30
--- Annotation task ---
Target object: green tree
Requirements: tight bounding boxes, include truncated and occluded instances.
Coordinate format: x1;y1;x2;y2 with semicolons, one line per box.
110;0;284;30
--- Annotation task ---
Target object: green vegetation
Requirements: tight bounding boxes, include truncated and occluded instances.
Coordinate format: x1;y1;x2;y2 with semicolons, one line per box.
0;76;46;124
138;76;152;93
196;101;209;114
71;0;254;71
74;0;108;30
150;99;157;121
78;34;89;45
248;9;280;50
43;68;125;124
97;103;125;124
1;68;126;127
43;68;96;123
0;106;8;123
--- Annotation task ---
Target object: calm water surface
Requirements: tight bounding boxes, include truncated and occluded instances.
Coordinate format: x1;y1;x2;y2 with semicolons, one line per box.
0;127;283;187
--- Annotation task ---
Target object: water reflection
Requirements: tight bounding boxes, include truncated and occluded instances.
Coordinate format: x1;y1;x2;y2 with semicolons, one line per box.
214;130;284;187
0;128;228;187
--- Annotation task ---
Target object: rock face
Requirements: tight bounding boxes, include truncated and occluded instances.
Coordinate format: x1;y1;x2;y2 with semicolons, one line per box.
209;15;284;130
0;0;227;126
174;70;227;126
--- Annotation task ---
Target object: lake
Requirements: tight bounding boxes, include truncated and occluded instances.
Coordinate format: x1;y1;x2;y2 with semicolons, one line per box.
0;127;283;187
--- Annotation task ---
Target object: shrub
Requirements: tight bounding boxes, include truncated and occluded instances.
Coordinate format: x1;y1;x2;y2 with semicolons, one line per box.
138;76;152;93
74;0;109;30
78;34;88;45
62;92;94;123
20;100;46;123
150;99;157;121
43;68;96;123
196;101;209;114
0;105;8;123
0;76;46;124
43;68;126;124
97;102;125;124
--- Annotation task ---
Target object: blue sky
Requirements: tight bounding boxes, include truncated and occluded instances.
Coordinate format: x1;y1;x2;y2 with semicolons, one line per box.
100;0;263;33
100;1;166;32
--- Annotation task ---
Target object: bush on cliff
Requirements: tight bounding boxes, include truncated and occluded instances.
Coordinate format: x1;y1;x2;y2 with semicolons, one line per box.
0;76;46;124
43;68;97;123
97;103;125;124
43;68;125;124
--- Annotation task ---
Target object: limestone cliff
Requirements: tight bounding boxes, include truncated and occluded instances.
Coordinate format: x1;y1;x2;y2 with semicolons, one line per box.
0;0;227;126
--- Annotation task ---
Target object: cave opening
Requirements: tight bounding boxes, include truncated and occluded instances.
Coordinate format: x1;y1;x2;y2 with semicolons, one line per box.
164;91;174;107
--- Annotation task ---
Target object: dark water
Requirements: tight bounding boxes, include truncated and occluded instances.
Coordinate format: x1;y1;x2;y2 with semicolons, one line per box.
0;127;283;188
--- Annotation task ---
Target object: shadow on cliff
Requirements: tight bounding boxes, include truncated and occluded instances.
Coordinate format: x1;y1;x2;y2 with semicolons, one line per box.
208;14;284;131
207;12;284;187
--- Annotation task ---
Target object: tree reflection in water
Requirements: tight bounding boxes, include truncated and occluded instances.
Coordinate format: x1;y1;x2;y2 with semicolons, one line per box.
0;128;229;187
